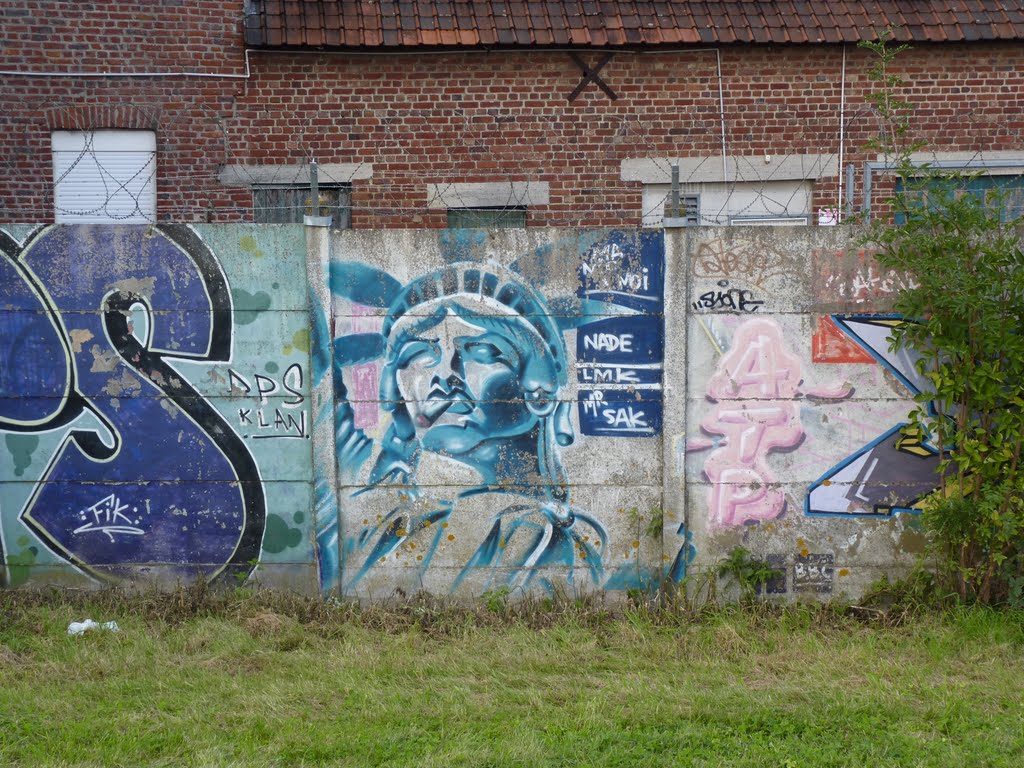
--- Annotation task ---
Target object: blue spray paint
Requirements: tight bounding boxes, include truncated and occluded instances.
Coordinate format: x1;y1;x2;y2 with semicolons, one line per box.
576;231;665;437
316;232;667;593
330;261;606;592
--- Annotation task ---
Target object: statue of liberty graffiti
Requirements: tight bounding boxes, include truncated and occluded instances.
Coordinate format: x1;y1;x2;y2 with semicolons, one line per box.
321;260;607;594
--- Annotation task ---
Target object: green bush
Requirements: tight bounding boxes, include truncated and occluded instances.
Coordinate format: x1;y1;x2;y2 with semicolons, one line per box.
862;38;1024;605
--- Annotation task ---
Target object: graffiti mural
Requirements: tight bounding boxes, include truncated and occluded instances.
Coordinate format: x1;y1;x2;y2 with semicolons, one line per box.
320;231;665;594
2;225;961;598
806;315;954;517
690;318;851;528
0;225;311;587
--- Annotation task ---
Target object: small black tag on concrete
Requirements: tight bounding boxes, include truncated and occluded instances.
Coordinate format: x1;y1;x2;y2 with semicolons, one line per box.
794;553;834;593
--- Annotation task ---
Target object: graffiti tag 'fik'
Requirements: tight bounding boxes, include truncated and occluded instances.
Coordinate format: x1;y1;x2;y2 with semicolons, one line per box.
0;226;265;585
691;319;851;528
806;316;954;517
73;494;145;542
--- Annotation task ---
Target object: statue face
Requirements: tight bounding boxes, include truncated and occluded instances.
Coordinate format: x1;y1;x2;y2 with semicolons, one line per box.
387;301;555;456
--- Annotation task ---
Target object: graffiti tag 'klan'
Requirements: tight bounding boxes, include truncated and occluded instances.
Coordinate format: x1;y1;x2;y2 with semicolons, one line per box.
229;363;308;439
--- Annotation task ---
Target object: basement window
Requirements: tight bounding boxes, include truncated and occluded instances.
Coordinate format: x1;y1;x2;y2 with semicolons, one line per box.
446;207;527;229
623;155;834;228
642;180;812;227
428;182;547;228
894;173;1024;225
252;184;352;226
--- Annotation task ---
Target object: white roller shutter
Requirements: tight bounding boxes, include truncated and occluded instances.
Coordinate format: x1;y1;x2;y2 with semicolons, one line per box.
52;130;156;223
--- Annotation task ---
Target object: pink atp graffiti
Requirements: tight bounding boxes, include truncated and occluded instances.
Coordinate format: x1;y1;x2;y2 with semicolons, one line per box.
700;402;799;528
694;319;851;528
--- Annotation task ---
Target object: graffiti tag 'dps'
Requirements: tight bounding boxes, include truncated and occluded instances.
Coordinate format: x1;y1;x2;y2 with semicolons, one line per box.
229;363;308;439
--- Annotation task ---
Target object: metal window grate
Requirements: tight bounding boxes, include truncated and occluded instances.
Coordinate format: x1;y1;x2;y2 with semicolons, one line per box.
662;194;700;227
253;185;352;226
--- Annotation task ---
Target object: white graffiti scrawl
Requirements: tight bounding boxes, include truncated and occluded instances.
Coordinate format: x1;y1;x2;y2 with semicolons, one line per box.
72;494;145;542
691;319;851;528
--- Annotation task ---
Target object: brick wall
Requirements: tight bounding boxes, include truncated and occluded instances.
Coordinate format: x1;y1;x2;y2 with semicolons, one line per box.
2;5;1023;226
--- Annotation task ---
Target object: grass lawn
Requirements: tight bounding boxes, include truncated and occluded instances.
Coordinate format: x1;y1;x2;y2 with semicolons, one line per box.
1;589;1022;767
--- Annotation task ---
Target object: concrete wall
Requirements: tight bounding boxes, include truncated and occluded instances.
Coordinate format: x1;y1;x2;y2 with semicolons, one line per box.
1;223;933;599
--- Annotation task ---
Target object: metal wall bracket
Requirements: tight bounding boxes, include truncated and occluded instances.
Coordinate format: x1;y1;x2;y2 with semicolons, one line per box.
567;53;618;102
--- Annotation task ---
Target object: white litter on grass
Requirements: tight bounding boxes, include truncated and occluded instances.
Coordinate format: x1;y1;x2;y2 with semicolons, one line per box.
67;620;120;636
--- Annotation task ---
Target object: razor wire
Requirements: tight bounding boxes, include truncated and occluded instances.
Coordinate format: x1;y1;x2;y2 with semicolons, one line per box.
3;94;1024;227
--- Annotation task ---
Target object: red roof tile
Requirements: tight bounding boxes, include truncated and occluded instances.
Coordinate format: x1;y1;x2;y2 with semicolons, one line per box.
244;1;1024;48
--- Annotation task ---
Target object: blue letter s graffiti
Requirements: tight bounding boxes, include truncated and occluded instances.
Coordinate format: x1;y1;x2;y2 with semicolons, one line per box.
0;226;265;584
